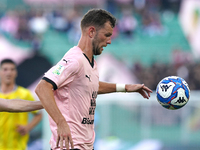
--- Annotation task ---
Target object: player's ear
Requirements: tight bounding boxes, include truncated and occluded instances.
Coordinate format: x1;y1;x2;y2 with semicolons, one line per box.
88;26;96;38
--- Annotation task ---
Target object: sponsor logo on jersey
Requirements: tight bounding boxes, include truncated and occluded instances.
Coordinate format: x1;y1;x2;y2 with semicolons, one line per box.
81;118;94;124
89;107;95;115
81;91;97;124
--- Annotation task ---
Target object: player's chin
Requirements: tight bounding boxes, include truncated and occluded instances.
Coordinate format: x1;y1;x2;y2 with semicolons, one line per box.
98;48;103;54
95;50;102;55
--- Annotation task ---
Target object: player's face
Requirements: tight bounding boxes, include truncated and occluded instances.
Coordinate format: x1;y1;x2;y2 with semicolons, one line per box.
92;21;113;55
0;63;17;85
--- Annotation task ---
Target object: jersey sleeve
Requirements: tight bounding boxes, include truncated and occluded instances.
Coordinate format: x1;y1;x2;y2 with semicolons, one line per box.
43;58;80;90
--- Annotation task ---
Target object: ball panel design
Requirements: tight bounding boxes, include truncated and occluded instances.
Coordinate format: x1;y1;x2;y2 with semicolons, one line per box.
157;82;175;99
171;88;188;106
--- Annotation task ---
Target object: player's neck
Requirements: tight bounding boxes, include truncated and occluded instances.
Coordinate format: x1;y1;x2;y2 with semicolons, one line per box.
77;37;93;62
0;83;16;94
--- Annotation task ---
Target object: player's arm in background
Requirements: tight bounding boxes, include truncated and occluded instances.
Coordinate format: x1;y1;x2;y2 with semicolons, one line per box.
15;90;43;136
98;81;153;99
0;98;43;112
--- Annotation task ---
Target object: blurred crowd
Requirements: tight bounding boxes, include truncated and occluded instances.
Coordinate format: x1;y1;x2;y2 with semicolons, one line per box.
132;49;200;90
0;0;181;46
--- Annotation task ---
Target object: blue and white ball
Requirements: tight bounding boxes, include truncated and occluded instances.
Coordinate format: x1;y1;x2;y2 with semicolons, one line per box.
156;76;190;110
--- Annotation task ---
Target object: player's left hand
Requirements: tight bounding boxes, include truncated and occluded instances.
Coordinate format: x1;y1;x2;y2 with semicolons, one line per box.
16;125;28;136
125;84;153;99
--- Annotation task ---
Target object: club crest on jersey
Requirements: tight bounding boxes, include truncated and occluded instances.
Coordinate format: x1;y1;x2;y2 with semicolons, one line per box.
52;64;64;75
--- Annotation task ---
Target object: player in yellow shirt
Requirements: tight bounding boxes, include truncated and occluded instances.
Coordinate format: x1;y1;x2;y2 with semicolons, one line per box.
0;59;42;150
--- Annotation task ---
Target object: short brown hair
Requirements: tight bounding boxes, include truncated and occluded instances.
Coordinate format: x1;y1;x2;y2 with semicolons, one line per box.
81;9;116;30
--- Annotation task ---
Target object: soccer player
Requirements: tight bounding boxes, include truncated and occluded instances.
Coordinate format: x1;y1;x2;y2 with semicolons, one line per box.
0;59;42;150
35;9;153;150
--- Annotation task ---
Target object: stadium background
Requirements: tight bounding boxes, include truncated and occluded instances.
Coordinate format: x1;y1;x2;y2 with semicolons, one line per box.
0;0;200;149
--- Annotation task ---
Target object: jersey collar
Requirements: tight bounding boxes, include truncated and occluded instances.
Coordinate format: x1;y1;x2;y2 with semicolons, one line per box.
83;53;94;68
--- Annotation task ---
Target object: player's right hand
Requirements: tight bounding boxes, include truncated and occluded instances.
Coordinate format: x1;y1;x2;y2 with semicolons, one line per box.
56;120;74;150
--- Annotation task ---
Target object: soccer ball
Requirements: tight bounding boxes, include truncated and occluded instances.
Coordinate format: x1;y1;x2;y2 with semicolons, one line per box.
156;76;190;110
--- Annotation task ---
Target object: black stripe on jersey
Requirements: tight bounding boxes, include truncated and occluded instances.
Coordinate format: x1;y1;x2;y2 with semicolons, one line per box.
42;77;58;90
83;53;94;68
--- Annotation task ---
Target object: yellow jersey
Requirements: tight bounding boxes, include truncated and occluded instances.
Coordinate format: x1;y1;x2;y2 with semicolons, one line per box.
0;86;37;150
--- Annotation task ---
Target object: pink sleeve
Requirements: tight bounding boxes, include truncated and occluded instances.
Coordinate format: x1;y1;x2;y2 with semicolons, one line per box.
43;58;80;88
